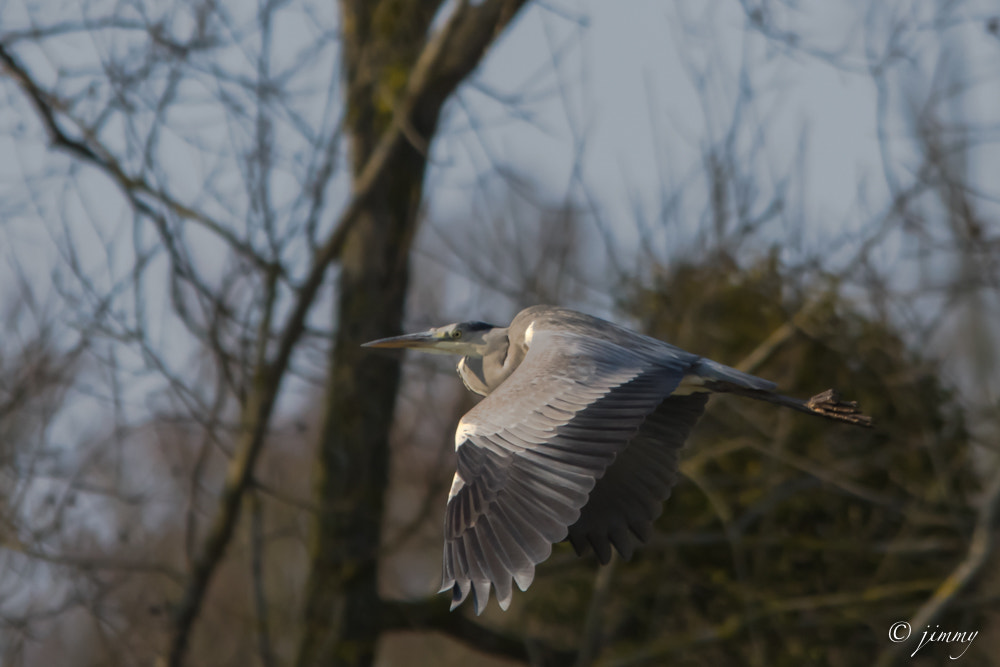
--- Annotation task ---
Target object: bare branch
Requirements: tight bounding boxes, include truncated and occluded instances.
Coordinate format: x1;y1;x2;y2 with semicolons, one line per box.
167;2;529;665
381;598;577;666
874;465;1000;667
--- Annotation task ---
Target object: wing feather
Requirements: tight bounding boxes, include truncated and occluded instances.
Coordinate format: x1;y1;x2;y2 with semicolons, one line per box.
442;329;700;613
567;393;709;563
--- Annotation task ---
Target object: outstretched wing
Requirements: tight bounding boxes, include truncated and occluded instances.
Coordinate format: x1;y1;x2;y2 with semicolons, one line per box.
567;393;709;562
441;328;698;613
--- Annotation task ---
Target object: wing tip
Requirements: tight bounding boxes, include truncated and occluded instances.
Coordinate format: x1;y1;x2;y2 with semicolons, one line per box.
472;579;492;615
442;577;498;615
512;566;535;592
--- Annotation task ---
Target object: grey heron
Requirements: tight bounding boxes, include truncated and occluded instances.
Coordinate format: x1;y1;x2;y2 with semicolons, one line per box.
363;305;871;614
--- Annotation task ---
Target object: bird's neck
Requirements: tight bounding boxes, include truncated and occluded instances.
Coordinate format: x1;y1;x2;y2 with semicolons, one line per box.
457;356;491;397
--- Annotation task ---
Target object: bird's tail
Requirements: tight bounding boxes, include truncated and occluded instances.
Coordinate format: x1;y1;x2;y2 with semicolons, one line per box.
706;382;873;427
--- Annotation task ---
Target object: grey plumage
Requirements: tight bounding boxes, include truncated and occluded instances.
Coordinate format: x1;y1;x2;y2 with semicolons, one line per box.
363;305;871;614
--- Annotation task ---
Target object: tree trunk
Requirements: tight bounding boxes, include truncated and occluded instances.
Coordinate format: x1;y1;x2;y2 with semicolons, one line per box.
295;2;528;665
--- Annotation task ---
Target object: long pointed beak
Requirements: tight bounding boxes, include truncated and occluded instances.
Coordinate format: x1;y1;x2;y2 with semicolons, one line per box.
361;330;446;350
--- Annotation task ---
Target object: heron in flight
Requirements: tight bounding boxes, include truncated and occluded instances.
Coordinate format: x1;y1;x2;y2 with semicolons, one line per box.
363;305;871;614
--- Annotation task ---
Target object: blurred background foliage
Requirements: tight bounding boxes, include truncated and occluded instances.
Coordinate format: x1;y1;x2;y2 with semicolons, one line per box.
444;255;990;666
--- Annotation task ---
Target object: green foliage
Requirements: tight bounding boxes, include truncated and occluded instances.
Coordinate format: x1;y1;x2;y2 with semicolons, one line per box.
518;257;985;666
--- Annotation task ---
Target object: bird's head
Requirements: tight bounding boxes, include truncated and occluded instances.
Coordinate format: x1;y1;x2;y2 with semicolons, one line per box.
362;320;497;357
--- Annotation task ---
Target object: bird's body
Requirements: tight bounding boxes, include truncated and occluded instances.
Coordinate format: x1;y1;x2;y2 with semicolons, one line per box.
363;305;870;614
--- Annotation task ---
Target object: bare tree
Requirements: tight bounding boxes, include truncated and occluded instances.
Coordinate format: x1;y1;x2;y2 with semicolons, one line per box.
2;1;530;665
1;1;998;666
292;2;530;666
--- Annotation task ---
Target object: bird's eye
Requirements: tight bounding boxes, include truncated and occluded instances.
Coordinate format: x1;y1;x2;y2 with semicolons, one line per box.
452;329;462;339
